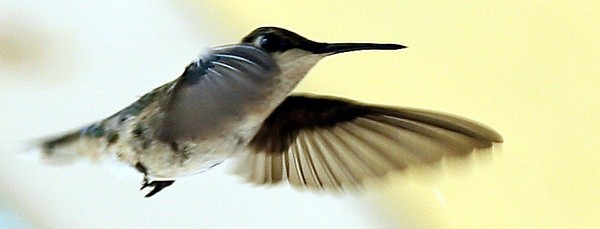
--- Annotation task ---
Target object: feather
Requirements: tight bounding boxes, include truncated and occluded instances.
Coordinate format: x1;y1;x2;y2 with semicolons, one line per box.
237;94;503;190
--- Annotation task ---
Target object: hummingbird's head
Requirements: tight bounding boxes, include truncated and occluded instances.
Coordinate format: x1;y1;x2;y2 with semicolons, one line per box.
241;27;406;84
241;27;406;55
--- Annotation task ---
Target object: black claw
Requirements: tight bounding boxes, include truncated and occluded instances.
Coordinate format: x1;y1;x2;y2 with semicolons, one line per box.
140;179;175;198
135;162;175;197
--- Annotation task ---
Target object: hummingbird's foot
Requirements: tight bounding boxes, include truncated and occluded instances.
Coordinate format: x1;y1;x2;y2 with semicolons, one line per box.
140;178;175;198
136;163;175;198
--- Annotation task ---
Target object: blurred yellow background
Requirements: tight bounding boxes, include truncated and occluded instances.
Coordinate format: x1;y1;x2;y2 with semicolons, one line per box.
206;1;600;228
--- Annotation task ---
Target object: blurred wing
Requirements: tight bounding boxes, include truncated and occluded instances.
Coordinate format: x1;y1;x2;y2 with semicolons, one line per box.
236;94;503;191
157;45;279;142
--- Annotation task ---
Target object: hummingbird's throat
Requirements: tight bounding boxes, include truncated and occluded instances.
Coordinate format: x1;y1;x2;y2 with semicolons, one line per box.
271;49;325;94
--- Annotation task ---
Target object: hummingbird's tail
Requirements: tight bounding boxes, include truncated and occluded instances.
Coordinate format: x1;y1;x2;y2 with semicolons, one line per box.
33;128;106;165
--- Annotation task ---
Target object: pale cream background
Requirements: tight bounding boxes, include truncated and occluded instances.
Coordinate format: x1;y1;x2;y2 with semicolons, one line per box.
208;1;600;228
1;1;598;228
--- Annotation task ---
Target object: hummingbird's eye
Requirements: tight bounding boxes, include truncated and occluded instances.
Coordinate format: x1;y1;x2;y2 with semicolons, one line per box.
253;34;289;53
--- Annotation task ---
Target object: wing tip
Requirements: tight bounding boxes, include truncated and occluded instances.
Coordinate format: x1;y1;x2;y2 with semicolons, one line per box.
491;132;504;143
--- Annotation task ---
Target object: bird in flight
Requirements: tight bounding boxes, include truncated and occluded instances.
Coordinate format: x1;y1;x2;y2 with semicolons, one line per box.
39;27;503;197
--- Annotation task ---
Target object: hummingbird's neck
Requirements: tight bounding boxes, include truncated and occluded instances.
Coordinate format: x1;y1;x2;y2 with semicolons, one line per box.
271;50;325;97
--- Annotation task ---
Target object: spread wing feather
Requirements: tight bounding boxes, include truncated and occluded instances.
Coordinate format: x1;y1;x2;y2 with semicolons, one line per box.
235;94;503;191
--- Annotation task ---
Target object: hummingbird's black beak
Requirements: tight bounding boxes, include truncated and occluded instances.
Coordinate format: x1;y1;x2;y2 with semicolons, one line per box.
316;42;407;55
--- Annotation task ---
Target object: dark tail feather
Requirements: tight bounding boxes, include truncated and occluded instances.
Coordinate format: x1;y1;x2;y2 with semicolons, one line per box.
36;130;103;165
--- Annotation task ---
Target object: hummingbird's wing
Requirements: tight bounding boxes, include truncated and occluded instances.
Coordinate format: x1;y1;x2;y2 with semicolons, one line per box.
236;94;503;191
157;45;279;142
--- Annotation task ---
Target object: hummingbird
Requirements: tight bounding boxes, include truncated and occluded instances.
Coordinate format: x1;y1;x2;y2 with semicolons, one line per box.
39;27;503;197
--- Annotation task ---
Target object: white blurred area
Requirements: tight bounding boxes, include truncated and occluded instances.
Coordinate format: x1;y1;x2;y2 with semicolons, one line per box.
0;2;394;228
